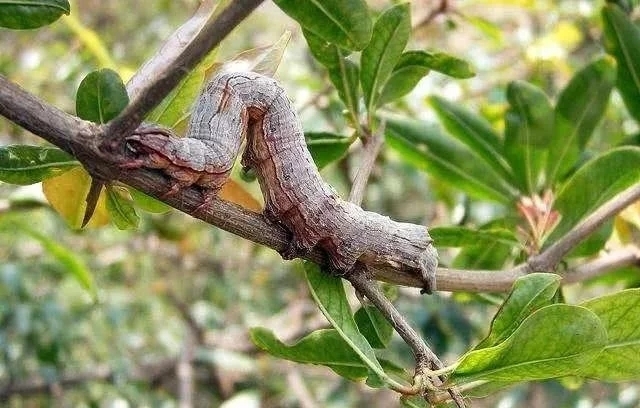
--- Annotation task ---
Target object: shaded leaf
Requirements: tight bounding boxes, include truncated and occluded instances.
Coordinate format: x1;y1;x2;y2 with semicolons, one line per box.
105;186;139;230
430;95;513;183
361;3;410;111
547;147;640;246
42;167;109;228
580;289;640;381
274;0;371;51
504;80;554;193
385;115;515;203
475;273;561;350
449;304;606;385
354;306;393;349
0;145;77;185
549;57;616;183
305;132;353;169
430;226;518;248
250;327;368;380
129;188;171;214
602;3;640;123
76;68;129;123
0;0;69;29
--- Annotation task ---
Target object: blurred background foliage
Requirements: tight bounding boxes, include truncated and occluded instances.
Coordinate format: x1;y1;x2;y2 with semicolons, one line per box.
0;0;639;407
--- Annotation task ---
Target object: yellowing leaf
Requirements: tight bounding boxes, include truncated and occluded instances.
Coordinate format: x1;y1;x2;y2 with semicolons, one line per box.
42;167;109;228
218;179;262;212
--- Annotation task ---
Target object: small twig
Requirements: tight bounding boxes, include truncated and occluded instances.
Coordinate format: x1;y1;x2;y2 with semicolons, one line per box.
520;182;640;274
563;246;640;284
347;270;466;406
104;0;266;148
348;123;385;206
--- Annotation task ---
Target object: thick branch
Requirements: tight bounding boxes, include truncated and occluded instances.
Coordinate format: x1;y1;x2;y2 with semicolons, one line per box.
104;0;266;146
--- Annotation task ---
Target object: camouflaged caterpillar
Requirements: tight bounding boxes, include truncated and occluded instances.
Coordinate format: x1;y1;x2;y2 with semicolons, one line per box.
126;72;437;293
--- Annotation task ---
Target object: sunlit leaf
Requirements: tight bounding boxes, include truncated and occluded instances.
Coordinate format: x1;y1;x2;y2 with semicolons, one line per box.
580;289;640;381
430;226;518;248
218;179;262;212
449;304;606;385
361;3;410;111
273;0;371;50
42;166;109;229
0;0;69;29
547;147;640;247
129;188;171;213
229;30;291;77
0;145;77;185
475;273;560;350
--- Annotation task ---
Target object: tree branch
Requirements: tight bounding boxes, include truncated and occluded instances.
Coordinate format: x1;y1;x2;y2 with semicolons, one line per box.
104;0;266;149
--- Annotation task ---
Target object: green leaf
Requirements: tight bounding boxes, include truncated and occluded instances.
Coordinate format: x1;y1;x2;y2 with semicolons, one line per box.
449;304;606;385
0;145;78;185
354;306;393;349
250;327;369;380
602;3;640;123
549;57;616;183
0;222;96;297
304;262;406;388
547;146;640;246
475;273;561;350
430;95;513;183
147;65;206;128
452;241;513;270
76;68;129;124
129;188;171;214
0;0;69;29
580;289;640;381
305;132;353;169
385;116;515;203
361;3;410;111
379;50;474;105
105;187;139;230
274;0;371;50
504;80;554;193
429;226;518;248
304;30;361;122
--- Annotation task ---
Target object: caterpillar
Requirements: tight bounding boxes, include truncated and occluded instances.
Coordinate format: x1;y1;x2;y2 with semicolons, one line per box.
125;72;437;293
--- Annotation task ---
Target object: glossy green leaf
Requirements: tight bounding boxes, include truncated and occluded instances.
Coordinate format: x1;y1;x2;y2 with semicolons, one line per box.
305;132;353;169
475;273;561;350
0;0;69;29
304;30;361;122
430;226;518;248
129;188;171;214
274;0;371;50
304;262;406;389
504;80;554;193
361;3;410;111
547;147;640;246
0;145;78;185
105;186;139;230
385;116;515;203
549;57;616;183
147;65;206;128
602;4;640;123
449;304;606;385
76;69;128;124
580;289;640;381
379;50;474;105
354;306;393;349
430;95;513;183
250;327;368;380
